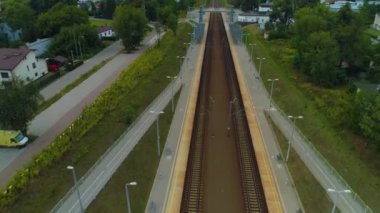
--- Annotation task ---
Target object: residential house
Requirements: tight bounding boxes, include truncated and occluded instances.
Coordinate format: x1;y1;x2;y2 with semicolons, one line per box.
374;13;380;31
96;26;115;39
26;38;52;57
0;23;22;42
0;48;48;84
237;12;270;29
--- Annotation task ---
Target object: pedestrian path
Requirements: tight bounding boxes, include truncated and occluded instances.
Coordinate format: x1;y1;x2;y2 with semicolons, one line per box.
51;42;197;213
234;38;371;212
0;33;164;187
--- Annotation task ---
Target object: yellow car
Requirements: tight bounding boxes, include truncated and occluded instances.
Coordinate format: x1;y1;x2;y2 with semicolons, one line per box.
0;130;29;148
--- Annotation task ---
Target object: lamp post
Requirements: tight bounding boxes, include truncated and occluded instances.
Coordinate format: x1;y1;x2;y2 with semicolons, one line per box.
150;110;164;156
267;78;279;109
249;43;256;60
177;56;185;72
228;97;237;128
125;181;138;213
286;115;303;162
257;57;266;78
67;165;84;213
327;188;351;213
167;75;177;112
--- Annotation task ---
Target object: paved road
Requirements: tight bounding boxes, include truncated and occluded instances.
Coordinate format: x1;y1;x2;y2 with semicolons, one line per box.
234;39;371;211
51;41;196;213
40;40;122;100
0;33;163;187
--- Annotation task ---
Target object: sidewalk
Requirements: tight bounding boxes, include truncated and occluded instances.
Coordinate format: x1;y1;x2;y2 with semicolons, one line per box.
0;33;164;187
234;40;371;212
51;41;197;213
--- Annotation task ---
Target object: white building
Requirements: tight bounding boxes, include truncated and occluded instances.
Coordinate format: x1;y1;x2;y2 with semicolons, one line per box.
0;48;48;84
96;26;115;39
237;12;270;29
374;13;380;31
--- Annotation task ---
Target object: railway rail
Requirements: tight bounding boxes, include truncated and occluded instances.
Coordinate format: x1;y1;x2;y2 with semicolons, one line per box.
181;12;268;213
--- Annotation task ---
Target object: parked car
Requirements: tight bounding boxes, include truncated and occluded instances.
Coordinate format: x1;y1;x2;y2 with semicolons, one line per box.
0;130;28;148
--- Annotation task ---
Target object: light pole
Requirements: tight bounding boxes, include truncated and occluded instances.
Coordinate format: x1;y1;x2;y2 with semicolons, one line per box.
125;181;138;213
67;165;84;213
286;115;303;162
228;97;237;129
167;75;177;112
257;57;266;78
150;110;164;156
243;33;250;45
327;188;351;213
249;43;256;60
268;78;279;109
177;56;185;72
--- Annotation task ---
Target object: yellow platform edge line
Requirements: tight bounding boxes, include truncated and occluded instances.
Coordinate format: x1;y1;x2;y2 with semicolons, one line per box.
165;13;210;213
222;13;283;213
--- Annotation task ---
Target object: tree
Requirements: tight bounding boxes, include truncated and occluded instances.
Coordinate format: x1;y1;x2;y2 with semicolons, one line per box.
0;78;42;134
104;0;116;19
48;24;100;58
334;4;371;74
37;3;89;37
2;0;35;31
301;31;341;86
167;13;178;35
359;94;380;149
30;0;77;13
112;5;148;51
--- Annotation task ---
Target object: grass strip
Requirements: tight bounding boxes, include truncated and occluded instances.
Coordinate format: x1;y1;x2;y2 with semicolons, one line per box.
87;92;180;212
0;24;192;212
264;113;334;212
244;25;379;210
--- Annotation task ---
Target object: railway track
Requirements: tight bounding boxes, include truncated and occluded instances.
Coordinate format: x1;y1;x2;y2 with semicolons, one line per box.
181;13;268;213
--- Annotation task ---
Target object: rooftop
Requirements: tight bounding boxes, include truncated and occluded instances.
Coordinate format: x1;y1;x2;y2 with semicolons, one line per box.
0;48;30;71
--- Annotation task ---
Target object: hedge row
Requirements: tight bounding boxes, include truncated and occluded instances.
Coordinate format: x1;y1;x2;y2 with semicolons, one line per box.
0;48;165;207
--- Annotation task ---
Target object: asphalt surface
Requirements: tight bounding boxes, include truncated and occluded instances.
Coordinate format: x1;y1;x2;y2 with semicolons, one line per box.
0;33;163;188
51;40;195;213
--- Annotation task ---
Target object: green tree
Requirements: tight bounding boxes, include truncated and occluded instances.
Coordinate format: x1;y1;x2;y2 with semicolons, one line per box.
49;24;100;58
104;0;116;19
0;78;42;134
167;13;178;35
37;3;89;37
302;31;341;86
334;4;371;74
112;5;148;51
30;0;77;13
2;0;35;31
359;94;380;149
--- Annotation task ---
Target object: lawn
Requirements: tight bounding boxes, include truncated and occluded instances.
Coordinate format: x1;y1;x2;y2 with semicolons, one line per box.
90;18;112;27
87;93;179;212
0;24;192;212
265;113;334;213
244;25;380;210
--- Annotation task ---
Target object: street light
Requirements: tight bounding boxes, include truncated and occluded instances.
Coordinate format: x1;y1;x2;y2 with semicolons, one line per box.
267;78;279;109
177;56;185;73
327;188;351;213
167;75;177;112
257;57;266;78
286;115;303;162
150;110;164;156
228;97;237;129
243;33;250;45
67;165;84;213
249;43;256;60
125;181;138;213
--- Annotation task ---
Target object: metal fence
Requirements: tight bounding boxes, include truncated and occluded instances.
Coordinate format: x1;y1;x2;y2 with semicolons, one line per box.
229;23;243;44
269;102;373;213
